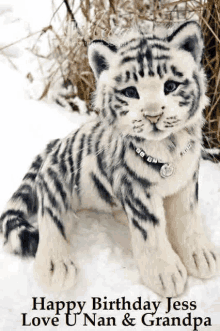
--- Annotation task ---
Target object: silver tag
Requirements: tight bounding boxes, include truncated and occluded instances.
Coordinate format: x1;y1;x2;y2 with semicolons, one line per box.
160;163;174;178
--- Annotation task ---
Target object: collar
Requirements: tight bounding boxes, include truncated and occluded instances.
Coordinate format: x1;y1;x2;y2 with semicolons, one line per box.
132;141;192;178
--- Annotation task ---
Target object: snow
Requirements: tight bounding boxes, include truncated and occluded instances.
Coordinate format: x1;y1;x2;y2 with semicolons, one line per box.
0;2;220;331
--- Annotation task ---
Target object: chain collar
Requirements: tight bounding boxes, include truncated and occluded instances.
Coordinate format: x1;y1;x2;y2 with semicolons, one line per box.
134;142;192;178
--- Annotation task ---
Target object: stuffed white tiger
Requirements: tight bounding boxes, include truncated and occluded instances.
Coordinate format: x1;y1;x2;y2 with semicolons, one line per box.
1;21;219;297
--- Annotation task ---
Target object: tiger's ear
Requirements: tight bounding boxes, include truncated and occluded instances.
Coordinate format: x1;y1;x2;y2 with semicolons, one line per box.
88;40;117;79
167;21;204;63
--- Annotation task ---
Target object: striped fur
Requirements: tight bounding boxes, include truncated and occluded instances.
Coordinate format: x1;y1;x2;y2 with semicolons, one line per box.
1;21;219;296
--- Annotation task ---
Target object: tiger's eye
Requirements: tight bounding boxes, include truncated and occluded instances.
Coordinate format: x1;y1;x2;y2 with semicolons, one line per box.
123;86;139;99
164;81;179;95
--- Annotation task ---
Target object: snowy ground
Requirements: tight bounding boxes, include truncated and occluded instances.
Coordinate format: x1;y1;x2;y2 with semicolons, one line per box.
0;1;220;331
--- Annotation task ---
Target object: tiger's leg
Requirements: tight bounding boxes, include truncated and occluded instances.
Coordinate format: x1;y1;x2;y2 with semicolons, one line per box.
121;181;187;297
164;174;220;279
0;139;60;257
34;161;77;291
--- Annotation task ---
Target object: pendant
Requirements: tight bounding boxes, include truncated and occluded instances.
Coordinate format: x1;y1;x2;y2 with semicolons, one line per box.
160;163;174;178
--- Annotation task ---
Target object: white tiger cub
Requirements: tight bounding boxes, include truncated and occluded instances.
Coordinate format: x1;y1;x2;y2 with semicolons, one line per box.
0;21;219;297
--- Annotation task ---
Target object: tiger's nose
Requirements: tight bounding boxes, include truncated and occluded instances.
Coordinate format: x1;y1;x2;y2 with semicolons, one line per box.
143;113;163;124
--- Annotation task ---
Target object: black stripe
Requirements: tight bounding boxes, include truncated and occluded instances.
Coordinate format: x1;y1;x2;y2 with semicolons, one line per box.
182;79;190;87
23;172;37;182
108;93;117;123
38;181;45;216
91;39;117;53
151;44;169;51
68;129;80;191
125;193;159;225
31;155;43;172
120;38;140;50
0;209;25;223
177;90;191;100
75;134;86;198
193;170;198;181
59;140;69;177
145;48;153;76
97;150;109;181
126;135;146;143
95;128;105;154
114;95;128;106
12;185;35;214
133;72;138;82
111;139;118;160
124;162;152;188
157;64;163;78
51;142;62;165
188;73;200;119
46;139;60;154
4;217;33;241
132;218;147;240
119;143;126;161
146;36;162;41
149;71;154;77
125;71;130;82
179;101;190;107
120;111;129;116
120;39;147;55
166;21;201;43
195;181;199;201
16;184;32;192
154;55;171;60
121;56;136;64
125;197;147;221
108;138;119;185
138;68;144;78
163;63;167;74
18;227;39;257
38;173;61;212
102;90;107;118
47;168;68;209
167;134;177;152
121;175;154;223
87;122;101;155
109;104;117;120
91;172;115;205
171;65;183;77
50;261;54;272
45;207;66;240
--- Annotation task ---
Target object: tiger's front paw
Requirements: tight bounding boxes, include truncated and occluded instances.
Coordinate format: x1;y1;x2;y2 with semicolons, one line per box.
139;251;187;297
177;233;220;279
34;246;77;291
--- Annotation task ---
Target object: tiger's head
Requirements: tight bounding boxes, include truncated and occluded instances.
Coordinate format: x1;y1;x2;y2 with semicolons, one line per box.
88;21;208;141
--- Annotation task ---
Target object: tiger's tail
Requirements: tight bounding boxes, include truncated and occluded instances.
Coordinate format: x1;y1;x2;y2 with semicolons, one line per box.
0;139;60;257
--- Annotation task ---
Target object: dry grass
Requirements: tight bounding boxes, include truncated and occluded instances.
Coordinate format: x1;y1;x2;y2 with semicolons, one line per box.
200;0;220;148
1;0;220;147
